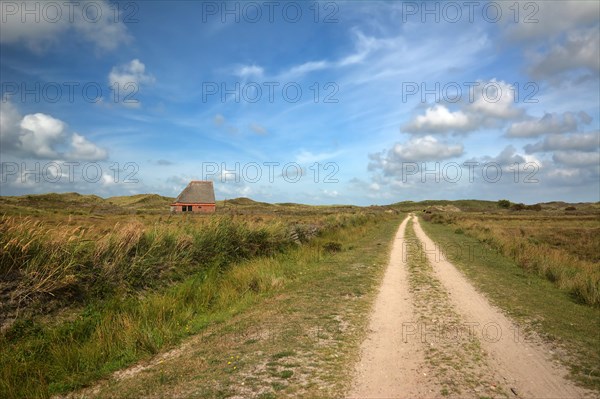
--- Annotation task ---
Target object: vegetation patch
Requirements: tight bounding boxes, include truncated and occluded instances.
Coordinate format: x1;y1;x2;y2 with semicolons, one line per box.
0;200;400;399
419;217;600;392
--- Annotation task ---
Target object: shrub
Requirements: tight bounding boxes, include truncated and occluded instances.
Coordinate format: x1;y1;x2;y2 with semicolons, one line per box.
525;204;542;211
497;199;511;208
510;203;525;211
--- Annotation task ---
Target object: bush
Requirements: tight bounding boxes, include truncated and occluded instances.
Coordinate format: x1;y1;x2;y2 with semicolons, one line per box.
497;199;511;208
525;204;542;211
510;203;525;211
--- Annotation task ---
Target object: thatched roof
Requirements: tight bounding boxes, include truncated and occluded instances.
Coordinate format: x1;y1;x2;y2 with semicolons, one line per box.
173;181;215;204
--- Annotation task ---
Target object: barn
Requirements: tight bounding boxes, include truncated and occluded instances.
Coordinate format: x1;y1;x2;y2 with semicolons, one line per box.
170;180;216;213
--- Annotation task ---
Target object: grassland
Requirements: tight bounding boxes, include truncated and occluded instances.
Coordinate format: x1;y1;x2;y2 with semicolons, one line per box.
0;193;400;398
72;210;401;398
418;212;600;391
420;210;600;306
1;193;599;397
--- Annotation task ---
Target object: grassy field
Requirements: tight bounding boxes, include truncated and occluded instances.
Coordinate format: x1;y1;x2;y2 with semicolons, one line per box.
419;209;600;306
418;213;600;391
71;211;401;398
0;193;401;398
1;194;599;397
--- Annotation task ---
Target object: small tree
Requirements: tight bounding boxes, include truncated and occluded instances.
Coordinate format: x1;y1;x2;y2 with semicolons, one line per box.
497;199;510;208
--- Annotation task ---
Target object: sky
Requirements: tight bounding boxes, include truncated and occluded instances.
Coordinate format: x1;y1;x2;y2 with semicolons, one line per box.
1;0;599;205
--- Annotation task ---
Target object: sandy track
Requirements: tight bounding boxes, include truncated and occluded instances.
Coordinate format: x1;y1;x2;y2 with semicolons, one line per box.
348;214;592;399
348;216;435;398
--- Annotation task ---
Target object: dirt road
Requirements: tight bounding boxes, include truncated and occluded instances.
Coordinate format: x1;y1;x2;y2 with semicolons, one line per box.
348;214;592;399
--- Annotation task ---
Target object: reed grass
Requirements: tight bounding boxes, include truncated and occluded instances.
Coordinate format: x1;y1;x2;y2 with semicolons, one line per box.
0;211;386;398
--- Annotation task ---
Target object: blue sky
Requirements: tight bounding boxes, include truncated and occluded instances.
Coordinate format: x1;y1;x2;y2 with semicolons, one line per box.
1;1;599;205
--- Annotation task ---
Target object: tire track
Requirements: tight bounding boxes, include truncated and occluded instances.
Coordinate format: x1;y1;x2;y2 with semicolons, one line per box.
412;215;592;399
349;214;593;398
348;216;435;398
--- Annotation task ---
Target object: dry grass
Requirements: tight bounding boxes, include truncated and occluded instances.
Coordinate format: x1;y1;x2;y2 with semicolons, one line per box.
422;212;600;307
0;206;391;399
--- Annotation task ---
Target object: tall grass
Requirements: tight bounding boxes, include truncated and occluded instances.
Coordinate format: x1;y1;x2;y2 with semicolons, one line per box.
422;213;600;306
0;216;294;307
0;211;387;398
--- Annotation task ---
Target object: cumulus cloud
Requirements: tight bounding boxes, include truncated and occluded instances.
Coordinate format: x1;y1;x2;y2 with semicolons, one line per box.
506;112;582;137
466;80;524;120
1;99;27;152
392;136;464;161
403;80;525;135
368;136;463;177
474;145;529;166
108;59;155;107
19;113;66;158
524;131;600;153
0;0;132;53
529;28;600;80
67;133;108;161
0;99;107;161
404;105;474;134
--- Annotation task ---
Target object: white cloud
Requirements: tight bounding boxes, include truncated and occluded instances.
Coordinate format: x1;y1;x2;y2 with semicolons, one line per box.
19;113;66;158
272;29;389;80
323;189;339;198
474;145;529;166
67;133;108;161
506;112;581;137
466;80;524;119
529;28;600;79
108;59;155;107
524;132;600;153
338;29;385;67
404;105;473;134
0;99;107;161
401;80;526;135
391;136;464;162
0;0;132;53
0;99;25;151
368;136;464;178
234;64;264;78
282;60;330;79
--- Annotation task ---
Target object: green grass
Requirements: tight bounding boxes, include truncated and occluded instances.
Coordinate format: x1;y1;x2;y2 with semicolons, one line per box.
428;212;600;306
60;215;402;398
0;209;399;398
419;218;600;392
